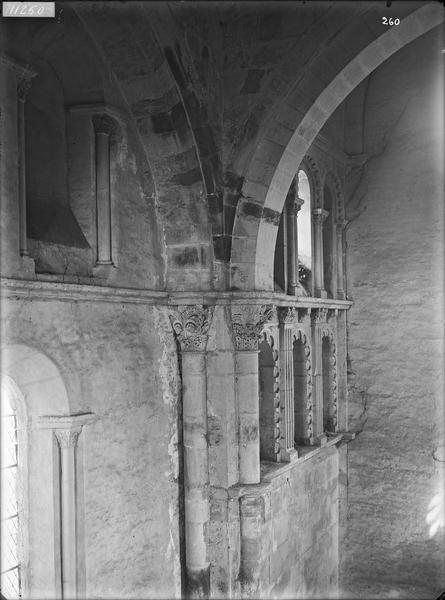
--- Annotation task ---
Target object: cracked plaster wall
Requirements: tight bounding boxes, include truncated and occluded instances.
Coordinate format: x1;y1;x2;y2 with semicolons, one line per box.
342;28;444;599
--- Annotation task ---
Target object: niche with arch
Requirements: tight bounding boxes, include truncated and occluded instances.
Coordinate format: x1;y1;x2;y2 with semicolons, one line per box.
258;334;281;462
293;330;313;446
321;332;338;433
273;165;313;296
322;183;335;298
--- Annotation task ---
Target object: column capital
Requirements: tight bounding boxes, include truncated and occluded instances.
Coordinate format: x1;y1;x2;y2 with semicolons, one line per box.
17;75;36;103
231;304;274;351
311;307;328;324
295;196;305;212
169;305;213;352
54;428;81;449
92;113;116;136
312;208;329;225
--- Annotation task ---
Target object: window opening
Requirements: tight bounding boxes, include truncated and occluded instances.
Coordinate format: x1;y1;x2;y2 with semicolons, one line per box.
297;169;312;295
1;378;22;599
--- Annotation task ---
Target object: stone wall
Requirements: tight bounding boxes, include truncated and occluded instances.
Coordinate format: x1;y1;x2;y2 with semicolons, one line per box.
343;28;444;599
1;296;182;599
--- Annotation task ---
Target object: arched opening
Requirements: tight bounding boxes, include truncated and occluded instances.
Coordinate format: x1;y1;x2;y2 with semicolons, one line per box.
322;335;333;433
273;168;312;296
297;169;312;295
258;338;277;461
322;184;335;298
293;338;306;445
1;344;71;599
273;188;289;293
1;377;26;600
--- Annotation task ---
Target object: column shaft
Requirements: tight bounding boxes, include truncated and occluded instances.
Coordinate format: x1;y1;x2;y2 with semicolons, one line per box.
17;98;28;256
236;351;260;484
336;223;346;299
181;352;210;596
286;199;297;296
279;323;294;454
313;209;328;298
60;441;78;600
95;132;112;265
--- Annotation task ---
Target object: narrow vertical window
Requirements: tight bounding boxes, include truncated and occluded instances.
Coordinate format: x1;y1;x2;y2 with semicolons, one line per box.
297;169;312;295
1;379;22;599
322;185;335;298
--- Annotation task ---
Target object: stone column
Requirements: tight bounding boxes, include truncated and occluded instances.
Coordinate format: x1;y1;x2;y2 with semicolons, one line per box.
286;197;305;296
17;76;34;257
231;305;273;484
170;306;213;598
312;208;329;298
0;54;36;275
38;413;95;600
278;307;297;458
92;115;114;266
336;220;347;300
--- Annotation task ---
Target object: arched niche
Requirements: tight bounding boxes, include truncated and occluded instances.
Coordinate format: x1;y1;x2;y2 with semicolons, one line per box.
2;343;70;418
293;330;313;446
321;331;337;433
258;333;280;462
1;343;71;599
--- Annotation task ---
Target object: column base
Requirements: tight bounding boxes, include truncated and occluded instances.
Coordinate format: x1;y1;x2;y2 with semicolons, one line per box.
186;564;210;599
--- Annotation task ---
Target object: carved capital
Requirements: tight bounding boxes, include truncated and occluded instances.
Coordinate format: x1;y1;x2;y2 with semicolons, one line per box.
54;428;81;449
17;76;34;103
278;306;298;325
312;208;329;225
295;196;304;212
231;304;273;351
92;113;116;136
311;307;328;324
169;305;213;352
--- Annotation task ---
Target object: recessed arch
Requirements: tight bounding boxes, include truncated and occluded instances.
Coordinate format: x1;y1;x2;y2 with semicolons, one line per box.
1;344;70;417
230;3;444;290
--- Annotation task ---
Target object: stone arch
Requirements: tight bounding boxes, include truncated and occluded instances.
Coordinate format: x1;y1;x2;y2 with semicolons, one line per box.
230;3;444;290
300;155;322;210
292;329;313;445
323;170;345;223
1;343;70;417
258;331;281;462
1;344;72;598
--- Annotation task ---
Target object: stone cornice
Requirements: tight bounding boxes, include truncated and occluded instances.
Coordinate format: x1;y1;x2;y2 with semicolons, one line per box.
0;277;353;309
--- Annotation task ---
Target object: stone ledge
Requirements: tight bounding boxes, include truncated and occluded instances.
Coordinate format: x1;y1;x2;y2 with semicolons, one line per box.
0;277;354;310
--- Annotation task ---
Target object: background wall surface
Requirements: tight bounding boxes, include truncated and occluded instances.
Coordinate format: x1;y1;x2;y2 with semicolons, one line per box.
343;28;444;599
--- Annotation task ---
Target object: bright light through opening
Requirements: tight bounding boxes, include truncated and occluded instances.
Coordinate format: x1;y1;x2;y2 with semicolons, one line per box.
297;169;312;270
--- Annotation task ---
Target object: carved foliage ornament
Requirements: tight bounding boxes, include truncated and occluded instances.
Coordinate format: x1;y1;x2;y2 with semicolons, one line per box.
92;113;116;136
169;305;213;352
231;304;274;350
54;428;81;449
17;76;34;102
